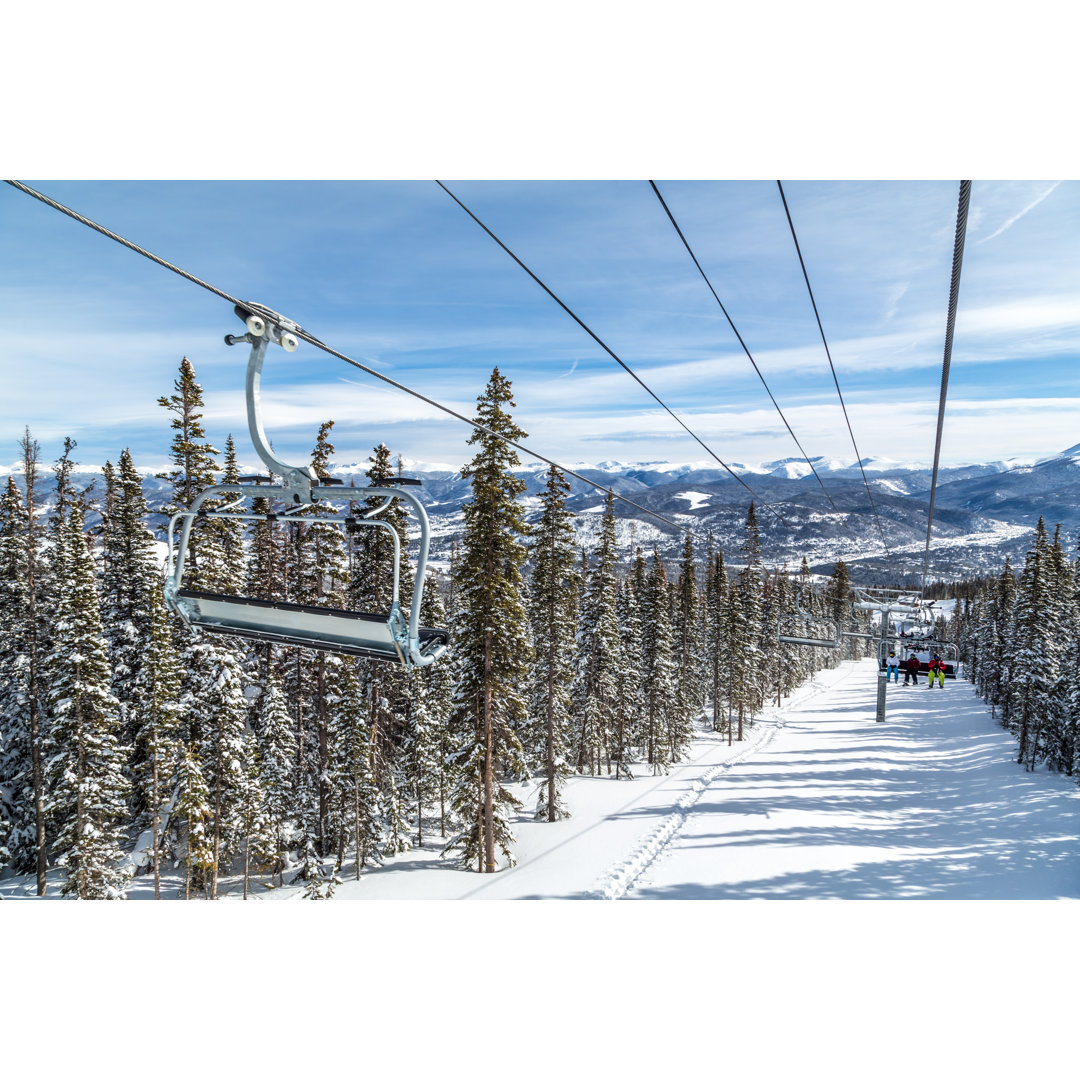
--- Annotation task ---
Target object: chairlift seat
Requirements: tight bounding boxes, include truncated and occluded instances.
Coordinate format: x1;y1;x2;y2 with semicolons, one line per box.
174;588;449;664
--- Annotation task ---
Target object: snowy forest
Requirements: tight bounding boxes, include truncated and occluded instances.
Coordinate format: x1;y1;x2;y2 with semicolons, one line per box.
1;357;1075;900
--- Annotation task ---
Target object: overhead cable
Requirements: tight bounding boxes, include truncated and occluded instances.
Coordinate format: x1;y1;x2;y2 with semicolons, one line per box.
4;179;700;539
435;180;790;529
920;180;972;593
775;180;892;558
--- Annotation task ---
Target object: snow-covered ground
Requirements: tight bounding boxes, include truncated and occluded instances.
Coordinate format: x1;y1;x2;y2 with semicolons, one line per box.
5;663;1077;1080
11;658;1072;903
304;658;1077;901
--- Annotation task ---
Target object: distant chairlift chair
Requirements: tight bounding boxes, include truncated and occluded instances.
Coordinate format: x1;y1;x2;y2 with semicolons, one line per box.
163;303;449;667
777;590;841;649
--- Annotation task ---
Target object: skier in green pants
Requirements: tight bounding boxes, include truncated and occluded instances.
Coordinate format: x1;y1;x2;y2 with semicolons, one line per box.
928;654;946;688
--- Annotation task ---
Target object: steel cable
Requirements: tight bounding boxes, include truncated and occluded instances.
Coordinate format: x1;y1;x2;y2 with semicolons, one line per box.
4;179;702;539
920;180;973;593
436;180;791;529
775;180;892;557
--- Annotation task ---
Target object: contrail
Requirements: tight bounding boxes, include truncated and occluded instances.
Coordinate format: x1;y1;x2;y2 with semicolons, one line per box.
978;181;1062;244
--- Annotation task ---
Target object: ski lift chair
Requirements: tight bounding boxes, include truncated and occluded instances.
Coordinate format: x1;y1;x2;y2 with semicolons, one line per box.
777;589;841;648
162;303;449;667
919;640;960;679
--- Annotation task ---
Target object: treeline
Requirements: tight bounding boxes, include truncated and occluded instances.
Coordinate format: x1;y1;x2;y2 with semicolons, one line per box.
0;360;860;898
956;518;1080;775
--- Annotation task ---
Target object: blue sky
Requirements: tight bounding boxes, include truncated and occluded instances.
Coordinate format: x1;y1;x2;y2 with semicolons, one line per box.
2;179;1077;478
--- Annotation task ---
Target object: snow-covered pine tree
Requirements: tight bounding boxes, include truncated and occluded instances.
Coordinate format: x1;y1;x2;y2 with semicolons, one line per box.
770;569;801;703
702;541;727;733
0;472;30;874
346;442;412;854
736;503;766;727
132;585;182;898
720;575;746;744
398;573;455;846
640;549;678;773
255;668;297;886
399;663;440;843
1040;526;1075;773
156;357;220;588
446;368;531;872
1011;518;1064;769
302;421;347;851
526;465;578;820
174;744;214;900
193;435;250;899
613;571;643;779
418;580;456;838
574;491;621;777
673;531;703;738
100;448;163;821
1061;545;1080;778
235;728;270;899
326;656;376;878
44;503;131;899
0;474;29;872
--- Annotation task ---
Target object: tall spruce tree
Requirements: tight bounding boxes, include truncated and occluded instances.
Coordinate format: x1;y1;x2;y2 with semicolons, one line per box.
526;465;578;820
574;492;620;777
100;448;162;817
446;368;531;871
44;504;131;899
640;549;677;773
1012;518;1061;768
132;585;183;898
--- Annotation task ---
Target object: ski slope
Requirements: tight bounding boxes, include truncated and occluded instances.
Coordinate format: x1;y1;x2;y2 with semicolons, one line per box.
4;658;1077;901
255;658;1080;900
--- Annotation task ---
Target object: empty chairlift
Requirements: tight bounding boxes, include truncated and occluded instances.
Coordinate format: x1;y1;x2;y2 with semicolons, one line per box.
777;588;841;649
163;303;449;667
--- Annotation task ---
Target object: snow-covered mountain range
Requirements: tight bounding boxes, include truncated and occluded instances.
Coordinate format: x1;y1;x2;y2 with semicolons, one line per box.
7;445;1080;581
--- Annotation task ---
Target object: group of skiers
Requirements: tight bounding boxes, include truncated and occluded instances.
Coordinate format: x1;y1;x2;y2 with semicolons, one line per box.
884;649;948;687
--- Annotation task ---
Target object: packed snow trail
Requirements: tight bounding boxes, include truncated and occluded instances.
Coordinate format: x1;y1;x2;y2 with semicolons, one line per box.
627;659;1080;899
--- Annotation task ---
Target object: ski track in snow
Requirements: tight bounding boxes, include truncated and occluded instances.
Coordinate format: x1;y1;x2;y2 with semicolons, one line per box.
589;666;853;900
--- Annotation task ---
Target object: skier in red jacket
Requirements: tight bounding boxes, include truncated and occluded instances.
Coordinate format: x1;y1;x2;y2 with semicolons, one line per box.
903;653;921;686
927;654;946;688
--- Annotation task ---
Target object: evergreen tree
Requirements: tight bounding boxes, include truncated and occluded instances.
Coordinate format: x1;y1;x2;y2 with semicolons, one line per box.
346;442;410;854
573;492;620;777
256;669;297;886
736;503;766;728
174;744;215;900
703;545;729;731
445;368;531;871
132;586;183;899
526;466;578;819
640;550;677;773
1011;518;1061;768
0;472;32;874
44;504;130;899
673;531;703;737
613;572;643;779
100;448;162;817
